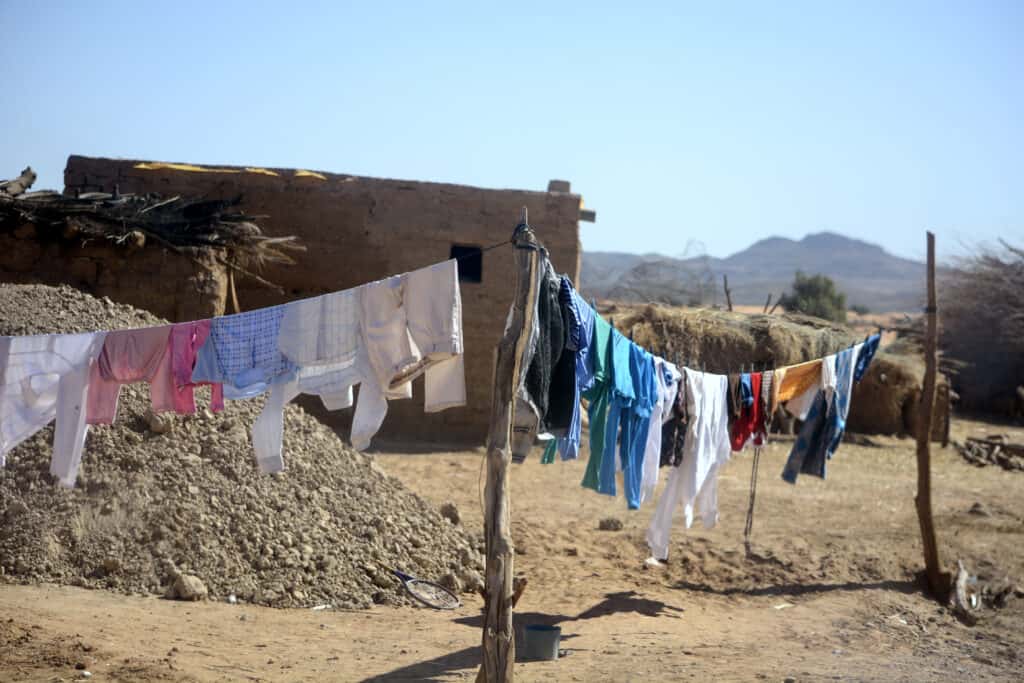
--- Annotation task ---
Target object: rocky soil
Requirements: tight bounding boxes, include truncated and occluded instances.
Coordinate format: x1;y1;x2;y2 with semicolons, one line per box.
0;284;483;608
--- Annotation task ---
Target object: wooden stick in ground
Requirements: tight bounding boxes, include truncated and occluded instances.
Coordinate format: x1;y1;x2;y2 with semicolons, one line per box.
762;293;773;314
723;274;733;311
915;231;951;599
478;218;541;683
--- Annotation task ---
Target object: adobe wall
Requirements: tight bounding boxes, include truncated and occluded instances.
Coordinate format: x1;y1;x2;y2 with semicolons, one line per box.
64;155;585;444
0;222;228;322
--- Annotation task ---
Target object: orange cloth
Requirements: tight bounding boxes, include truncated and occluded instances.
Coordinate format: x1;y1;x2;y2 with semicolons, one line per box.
774;359;822;404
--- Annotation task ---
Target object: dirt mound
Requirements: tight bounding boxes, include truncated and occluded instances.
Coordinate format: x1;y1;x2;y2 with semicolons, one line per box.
0;284;482;609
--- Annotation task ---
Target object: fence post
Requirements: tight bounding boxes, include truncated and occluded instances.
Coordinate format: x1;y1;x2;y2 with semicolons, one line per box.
478;215;541;682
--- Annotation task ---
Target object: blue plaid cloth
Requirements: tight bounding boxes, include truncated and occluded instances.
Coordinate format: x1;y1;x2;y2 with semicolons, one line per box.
191;305;298;399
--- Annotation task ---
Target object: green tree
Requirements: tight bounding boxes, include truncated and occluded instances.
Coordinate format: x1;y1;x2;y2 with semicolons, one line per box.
778;271;847;322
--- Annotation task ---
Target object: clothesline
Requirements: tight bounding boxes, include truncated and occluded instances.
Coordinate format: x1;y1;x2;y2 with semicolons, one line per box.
1;257;469;488
517;252;881;565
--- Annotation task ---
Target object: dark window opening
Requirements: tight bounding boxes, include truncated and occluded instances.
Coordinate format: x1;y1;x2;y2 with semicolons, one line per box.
450;244;483;283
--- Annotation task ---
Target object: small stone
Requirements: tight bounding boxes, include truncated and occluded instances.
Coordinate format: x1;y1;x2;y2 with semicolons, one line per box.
565;546;579;556
81;672;92;679
440;502;461;526
170;574;208;601
459;570;484;594
439;572;463;594
145;409;172;434
784;678;796;683
4;500;29;521
968;502;990;517
102;557;121;574
598;517;624;531
227;594;238;604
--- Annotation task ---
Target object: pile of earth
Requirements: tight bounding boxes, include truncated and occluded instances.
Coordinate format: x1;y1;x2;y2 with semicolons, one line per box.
0;284;483;609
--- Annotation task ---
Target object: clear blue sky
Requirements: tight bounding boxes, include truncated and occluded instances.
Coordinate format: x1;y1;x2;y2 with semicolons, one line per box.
2;1;1020;262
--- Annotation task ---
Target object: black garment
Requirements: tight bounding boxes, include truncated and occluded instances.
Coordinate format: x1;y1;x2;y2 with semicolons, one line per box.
660;369;689;468
523;260;575;434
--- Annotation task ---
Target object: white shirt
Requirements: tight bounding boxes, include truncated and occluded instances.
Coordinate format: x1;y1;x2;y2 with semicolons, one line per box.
0;331;107;487
646;370;731;560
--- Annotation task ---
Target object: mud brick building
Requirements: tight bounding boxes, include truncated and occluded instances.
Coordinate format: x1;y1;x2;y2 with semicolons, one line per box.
63;155;593;443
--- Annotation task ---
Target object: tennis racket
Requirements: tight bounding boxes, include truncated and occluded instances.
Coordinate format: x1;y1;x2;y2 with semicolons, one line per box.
382;565;462;610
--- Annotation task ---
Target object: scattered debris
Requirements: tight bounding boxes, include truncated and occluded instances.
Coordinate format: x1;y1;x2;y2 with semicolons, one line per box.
598;517;623;532
955;436;1024;471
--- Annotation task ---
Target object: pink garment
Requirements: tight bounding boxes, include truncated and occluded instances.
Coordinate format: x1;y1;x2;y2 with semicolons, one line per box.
86;326;174;424
168;320;224;414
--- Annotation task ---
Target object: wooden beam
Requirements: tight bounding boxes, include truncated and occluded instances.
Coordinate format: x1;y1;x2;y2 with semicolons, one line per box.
723;275;733;312
478;215;541;682
915;231;951;599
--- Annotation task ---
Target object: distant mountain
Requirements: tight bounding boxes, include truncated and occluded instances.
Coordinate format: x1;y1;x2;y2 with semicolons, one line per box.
580;232;926;313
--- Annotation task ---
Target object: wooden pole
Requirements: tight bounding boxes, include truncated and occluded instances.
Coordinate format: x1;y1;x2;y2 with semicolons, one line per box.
723;274;733;311
478;211;541;682
915;231;951;599
762;293;773;314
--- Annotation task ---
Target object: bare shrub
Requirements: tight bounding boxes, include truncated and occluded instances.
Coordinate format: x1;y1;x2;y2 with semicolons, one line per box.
941;241;1024;415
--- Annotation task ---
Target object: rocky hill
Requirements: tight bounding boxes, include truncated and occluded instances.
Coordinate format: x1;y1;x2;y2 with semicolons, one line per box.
581;232;925;313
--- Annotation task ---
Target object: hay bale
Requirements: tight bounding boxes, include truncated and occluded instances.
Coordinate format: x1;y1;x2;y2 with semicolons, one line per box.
846;352;947;438
606;303;947;437
611;303;859;371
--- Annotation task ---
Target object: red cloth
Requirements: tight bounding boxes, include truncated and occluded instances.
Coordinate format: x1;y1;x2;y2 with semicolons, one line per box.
729;372;762;451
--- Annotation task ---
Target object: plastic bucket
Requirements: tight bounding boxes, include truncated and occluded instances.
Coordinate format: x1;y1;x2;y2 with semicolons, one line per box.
522;624;561;661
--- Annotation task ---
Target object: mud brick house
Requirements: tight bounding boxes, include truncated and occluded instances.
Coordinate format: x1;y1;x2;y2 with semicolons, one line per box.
64;155;593;443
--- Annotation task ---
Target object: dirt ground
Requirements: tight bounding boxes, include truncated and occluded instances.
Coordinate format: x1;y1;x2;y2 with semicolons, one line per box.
2;418;1022;682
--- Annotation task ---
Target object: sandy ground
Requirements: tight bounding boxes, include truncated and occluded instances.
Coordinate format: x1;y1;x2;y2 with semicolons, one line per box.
2;418;1022;682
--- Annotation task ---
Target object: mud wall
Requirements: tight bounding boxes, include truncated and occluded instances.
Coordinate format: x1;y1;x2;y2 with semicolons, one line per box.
0;222;227;322
64;155;585;443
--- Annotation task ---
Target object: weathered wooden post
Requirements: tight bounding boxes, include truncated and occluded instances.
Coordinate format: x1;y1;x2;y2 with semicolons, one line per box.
915;231;951;598
478;211;541;682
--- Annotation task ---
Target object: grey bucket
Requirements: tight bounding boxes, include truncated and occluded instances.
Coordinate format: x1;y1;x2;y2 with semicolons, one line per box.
522;624;561;661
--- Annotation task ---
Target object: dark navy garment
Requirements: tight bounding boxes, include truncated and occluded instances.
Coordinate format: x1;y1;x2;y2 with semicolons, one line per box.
782;343;861;482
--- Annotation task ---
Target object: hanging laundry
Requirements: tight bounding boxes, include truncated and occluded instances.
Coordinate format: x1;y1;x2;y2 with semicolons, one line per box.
640;358;681;505
759;370;774;435
729;372;763;451
191;304;299;399
580;314;614;489
253;259;467;471
595;330;638;495
86;326;173;424
778;357;824;421
554;280;596;461
0;331;106;487
659;371;689;468
727;373;744;421
618;346;658;509
168;321;224;414
647;370;731;560
774;358;822;404
522;262;571;435
854;334;880;381
781;342;866;483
